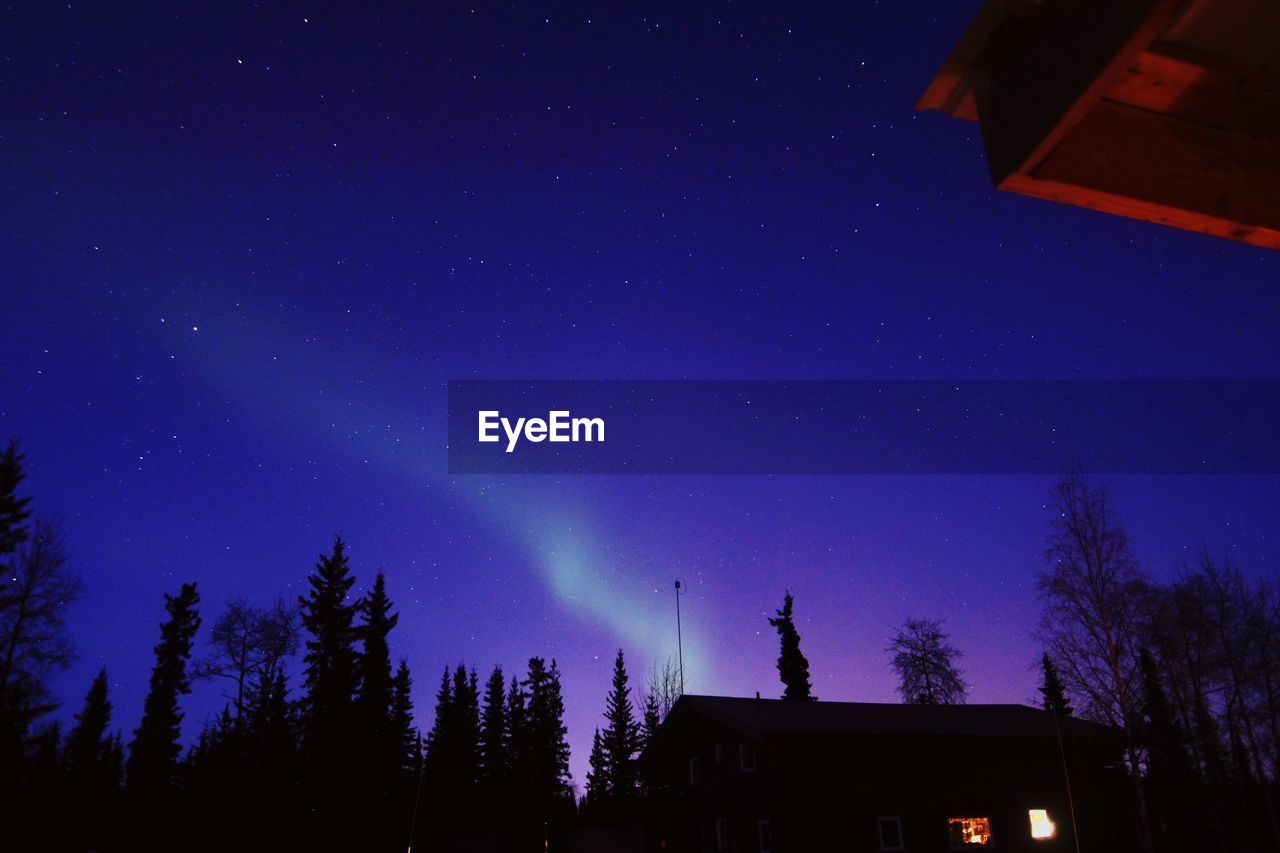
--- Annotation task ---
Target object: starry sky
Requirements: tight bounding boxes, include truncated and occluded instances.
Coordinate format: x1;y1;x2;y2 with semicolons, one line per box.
2;1;1278;790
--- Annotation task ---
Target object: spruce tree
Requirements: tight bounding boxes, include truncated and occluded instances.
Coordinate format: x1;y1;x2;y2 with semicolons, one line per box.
64;667;122;849
65;668;116;789
768;591;815;701
390;660;418;779
505;674;528;792
1039;652;1073;716
452;664;481;791
356;574;396;715
354;572;398;789
424;666;453;787
296;536;360;846
424;665;480;793
127;582;201;792
0;439;32;562
298;537;358;766
479;665;508;795
601;649;639;801
638;691;663;795
639;692;662;752
426;668;452;740
524;657;572;803
245;668;294;784
585;728;607;808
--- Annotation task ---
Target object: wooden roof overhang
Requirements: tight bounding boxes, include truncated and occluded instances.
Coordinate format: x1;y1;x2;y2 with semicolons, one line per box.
918;0;1280;250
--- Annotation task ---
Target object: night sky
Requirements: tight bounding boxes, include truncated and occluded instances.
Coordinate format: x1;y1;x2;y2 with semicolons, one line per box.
3;1;1278;790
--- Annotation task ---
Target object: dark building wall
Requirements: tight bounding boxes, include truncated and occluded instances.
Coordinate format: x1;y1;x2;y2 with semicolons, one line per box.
647;715;1131;853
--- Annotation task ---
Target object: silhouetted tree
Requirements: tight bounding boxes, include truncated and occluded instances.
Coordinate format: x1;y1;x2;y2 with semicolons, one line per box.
0;440;32;565
1143;572;1228;789
245;667;295;783
298;536;358;796
127;581;201;792
506;674;528;792
1037;473;1152;852
24;720;64;809
479;664;509;795
456;664;481;786
639;691;662;752
424;664;480;798
523;656;572;802
768;591;815;701
425;666;454;774
646;656;682;718
0;518;79;793
1039;652;1073;716
354;572;399;804
65;669;118;787
601;648;640;802
1138;647;1189;782
195;596;299;717
0;439;34;803
888;617;966;705
391;660;419;779
585;727;607;808
62;668;123;848
1191;554;1280;844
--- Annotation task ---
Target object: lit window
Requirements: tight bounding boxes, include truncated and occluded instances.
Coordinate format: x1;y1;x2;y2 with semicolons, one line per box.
758;819;774;853
878;816;904;851
739;742;758;772
948;817;992;846
1029;809;1055;840
689;757;701;785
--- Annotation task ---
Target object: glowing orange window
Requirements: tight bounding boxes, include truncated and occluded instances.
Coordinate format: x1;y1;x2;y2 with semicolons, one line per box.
948;817;992;846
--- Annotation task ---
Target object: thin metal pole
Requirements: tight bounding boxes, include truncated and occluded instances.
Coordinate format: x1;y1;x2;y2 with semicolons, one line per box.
675;580;685;695
1053;708;1083;853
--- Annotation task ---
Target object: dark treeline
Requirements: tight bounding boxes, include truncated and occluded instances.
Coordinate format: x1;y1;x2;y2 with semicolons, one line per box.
1033;474;1280;853
0;441;678;851
6;437;1280;852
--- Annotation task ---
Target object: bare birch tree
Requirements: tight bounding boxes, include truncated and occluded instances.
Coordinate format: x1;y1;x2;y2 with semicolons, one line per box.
1036;473;1153;853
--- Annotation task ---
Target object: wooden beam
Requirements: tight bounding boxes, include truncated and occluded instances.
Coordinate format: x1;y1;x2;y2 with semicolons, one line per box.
915;0;1039;120
1003;100;1280;249
1107;42;1280;139
974;0;1182;183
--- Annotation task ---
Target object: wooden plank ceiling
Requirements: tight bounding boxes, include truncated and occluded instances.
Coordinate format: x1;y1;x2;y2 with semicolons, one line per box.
918;0;1280;250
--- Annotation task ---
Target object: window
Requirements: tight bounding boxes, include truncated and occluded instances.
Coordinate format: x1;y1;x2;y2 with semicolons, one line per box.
1028;809;1055;840
715;817;728;852
689;757;701;785
714;743;725;763
878;817;904;851
757;819;774;853
739;742;757;772
948;817;992;846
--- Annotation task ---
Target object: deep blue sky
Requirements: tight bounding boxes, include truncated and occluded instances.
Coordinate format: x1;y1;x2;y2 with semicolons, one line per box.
2;1;1277;789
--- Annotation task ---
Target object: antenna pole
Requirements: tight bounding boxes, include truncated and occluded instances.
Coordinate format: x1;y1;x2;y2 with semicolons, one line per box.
1053;708;1082;853
675;580;685;695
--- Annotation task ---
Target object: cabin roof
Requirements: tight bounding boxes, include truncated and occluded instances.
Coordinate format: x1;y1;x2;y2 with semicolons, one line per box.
658;694;1119;744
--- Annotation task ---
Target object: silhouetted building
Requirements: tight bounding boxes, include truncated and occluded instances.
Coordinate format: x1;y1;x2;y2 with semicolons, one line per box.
642;695;1131;853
